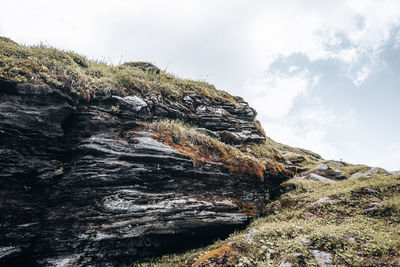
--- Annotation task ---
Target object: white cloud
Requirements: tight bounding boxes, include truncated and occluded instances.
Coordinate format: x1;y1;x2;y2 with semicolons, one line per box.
262;119;340;160
1;0;399;88
297;107;337;126
257;101;357;162
388;144;400;171
247;69;313;119
395;29;400;48
246;0;400;85
352;65;372;86
361;144;400;171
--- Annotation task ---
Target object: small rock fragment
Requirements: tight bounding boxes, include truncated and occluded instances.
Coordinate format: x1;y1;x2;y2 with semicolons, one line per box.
308;173;333;182
278;260;293;267
301;237;312;245
312;250;333;267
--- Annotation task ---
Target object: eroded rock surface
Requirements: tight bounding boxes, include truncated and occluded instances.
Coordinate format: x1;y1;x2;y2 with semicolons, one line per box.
0;78;291;266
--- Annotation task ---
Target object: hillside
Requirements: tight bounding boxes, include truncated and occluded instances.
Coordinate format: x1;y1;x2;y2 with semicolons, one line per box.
136;168;400;266
0;37;399;267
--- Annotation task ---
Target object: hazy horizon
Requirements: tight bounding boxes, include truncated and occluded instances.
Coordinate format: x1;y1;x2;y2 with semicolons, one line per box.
1;0;399;170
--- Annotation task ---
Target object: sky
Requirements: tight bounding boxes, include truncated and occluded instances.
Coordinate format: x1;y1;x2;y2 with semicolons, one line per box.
1;0;399;171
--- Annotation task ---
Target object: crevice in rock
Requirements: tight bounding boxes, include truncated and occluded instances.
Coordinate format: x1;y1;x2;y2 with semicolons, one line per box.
115;222;251;266
60;111;77;137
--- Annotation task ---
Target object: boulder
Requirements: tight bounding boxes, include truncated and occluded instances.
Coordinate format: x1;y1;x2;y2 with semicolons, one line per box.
327;161;345;168
311;164;347;180
350;167;381;179
350;172;365;179
283;152;306;164
365;167;380;176
308;173;333;182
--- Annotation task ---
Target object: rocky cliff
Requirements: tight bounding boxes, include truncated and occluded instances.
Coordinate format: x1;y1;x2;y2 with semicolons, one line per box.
0;39;294;266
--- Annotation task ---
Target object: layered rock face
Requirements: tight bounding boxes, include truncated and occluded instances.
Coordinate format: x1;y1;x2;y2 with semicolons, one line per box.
0;78;291;266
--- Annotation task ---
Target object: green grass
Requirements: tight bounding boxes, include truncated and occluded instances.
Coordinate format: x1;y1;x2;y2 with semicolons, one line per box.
0;37;236;103
132;173;400;266
260;136;377;177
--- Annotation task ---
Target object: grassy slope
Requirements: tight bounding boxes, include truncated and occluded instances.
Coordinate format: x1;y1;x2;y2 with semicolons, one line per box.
134;173;400;266
134;123;399;267
0;37;235;103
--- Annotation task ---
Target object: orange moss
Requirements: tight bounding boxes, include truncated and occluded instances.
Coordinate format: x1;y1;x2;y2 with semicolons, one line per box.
151;131;214;167
145;120;294;182
231;198;259;216
81;90;91;102
223;158;265;181
192;242;232;267
254;119;265;136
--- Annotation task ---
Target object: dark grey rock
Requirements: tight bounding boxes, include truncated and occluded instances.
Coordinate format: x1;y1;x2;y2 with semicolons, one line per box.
0;78;290;266
360;187;379;194
141;91;266;144
112;95;148;111
283;152;305;164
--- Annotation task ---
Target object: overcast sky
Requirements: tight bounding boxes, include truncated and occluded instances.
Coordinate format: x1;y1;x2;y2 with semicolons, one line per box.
1;0;399;171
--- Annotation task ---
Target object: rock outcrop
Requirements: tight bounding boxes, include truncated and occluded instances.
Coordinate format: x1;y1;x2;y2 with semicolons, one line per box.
309;164;347;180
0;78;292;266
350;167;380;179
293;164;347;182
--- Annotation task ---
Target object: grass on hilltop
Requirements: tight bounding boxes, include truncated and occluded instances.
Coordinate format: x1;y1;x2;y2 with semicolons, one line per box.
132;173;400;266
0;37;236;103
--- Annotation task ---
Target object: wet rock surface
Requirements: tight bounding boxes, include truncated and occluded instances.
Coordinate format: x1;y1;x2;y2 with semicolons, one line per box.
0;78;290;266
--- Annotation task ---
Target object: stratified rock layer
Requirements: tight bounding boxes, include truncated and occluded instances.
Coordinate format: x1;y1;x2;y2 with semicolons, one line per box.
0;78;291;266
